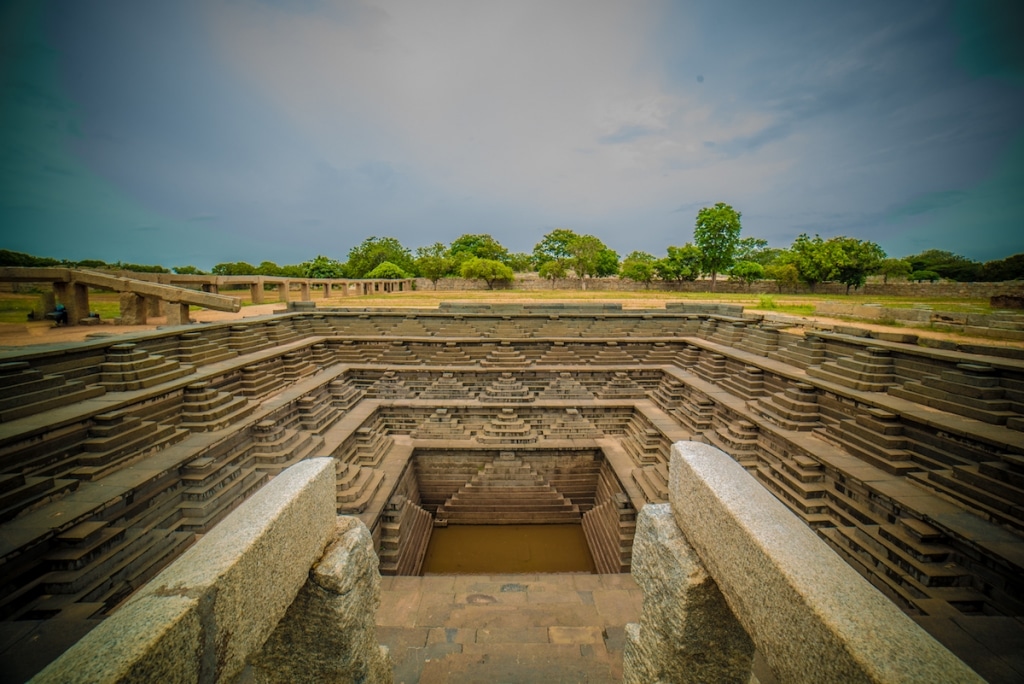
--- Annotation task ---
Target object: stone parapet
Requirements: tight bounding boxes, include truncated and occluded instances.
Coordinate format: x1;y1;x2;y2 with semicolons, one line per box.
32;458;338;683
626;441;983;683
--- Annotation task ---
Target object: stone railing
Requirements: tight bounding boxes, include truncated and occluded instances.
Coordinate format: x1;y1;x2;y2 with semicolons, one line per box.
31;458;392;684
623;441;983;683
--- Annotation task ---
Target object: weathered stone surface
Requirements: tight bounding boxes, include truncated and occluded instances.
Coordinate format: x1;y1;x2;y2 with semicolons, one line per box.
32;595;201;684
247;515;393;683
668;441;984;684
623;503;753;684
35;458;337;683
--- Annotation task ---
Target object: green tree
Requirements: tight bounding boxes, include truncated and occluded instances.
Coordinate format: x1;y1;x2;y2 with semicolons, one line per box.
730;261;765;290
566;234;607;283
829;237;886;294
532;228;578;268
693;202;742;291
449;234;510;266
980;253;1024;282
414;243;454;289
595;248;620;277
0;249;61;267
211;261;257;275
733;237;769;263
345;236;414;278
460;257;514;289
909;270;940;283
878;258;911;284
365;261;412;279
255;261;283;276
76;259;109;269
171;265;205;275
506;252;534;273
302;255;346;279
620;251;657;286
538;259;567;287
905;249;980;282
764;262;799;293
655;244;703;283
788;234;842;292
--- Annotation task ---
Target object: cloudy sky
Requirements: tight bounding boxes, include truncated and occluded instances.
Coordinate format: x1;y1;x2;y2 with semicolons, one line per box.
1;0;1022;269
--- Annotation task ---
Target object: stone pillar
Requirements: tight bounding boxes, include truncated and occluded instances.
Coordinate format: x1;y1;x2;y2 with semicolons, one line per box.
278;282;290;303
323;282;331;298
299;282;310;301
145;296;164;318
247;516;393;683
36;291;56;319
53;281;90;325
623;504;754;684
250;281;265;305
201;283;219;294
166;302;190;326
339;281;348;297
118;292;147;325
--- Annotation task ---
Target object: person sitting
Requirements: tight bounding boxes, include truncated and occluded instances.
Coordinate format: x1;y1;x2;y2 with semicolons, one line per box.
46;304;69;326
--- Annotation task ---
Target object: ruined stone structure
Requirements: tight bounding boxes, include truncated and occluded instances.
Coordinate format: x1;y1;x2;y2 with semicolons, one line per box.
0;302;1021;681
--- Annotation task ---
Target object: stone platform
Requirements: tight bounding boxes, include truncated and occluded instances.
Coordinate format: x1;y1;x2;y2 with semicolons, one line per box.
377;573;641;683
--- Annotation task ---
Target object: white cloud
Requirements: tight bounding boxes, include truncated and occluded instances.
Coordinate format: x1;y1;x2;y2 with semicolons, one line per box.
203;0;788;225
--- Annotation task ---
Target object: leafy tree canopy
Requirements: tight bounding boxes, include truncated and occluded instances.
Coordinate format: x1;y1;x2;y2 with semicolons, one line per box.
414;243;454;287
538;260;567;282
828;237;885;293
506;252;534;273
566;234;607;279
980;253;1024;282
460;257;514;289
365;261;412;279
655;244;703;282
211;261;257;276
302;254;346;279
620;251;657;285
878;258;911;283
730;260;765;287
532;228;578;267
345;236;414;278
172;265;206;275
449;234;509;264
787;234;843;291
764;262;799;293
693;202;742;291
905;249;980;282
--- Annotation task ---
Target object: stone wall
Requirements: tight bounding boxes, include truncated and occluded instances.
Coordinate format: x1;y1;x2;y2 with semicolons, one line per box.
416;275;1024;298
623;442;983;683
32;459;391;684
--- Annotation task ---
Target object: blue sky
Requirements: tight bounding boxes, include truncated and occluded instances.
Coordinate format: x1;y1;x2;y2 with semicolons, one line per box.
1;0;1022;269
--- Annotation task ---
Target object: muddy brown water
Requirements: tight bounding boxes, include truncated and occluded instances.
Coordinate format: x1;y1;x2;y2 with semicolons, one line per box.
420;524;597;574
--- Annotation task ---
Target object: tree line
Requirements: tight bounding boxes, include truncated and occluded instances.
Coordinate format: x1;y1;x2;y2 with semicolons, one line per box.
2;203;1021;291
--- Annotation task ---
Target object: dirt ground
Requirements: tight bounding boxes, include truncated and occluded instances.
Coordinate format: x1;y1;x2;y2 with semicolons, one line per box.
1;295;1021;352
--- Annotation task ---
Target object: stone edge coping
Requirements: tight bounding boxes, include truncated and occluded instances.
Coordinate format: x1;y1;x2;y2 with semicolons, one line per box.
30;458;338;684
668;441;983;683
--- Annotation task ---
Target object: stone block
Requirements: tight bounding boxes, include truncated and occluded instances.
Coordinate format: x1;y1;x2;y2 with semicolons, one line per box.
247;516;393;683
623;503;753;684
668;441;983;683
32;595;201;684
36;458;338;683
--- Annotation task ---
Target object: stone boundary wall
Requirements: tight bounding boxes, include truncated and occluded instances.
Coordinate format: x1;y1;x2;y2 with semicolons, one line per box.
416;275;1024;298
32;458;338;684
624;442;983;683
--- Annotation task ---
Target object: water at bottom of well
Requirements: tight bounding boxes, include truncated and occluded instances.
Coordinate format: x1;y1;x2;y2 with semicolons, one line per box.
420;524;597;574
